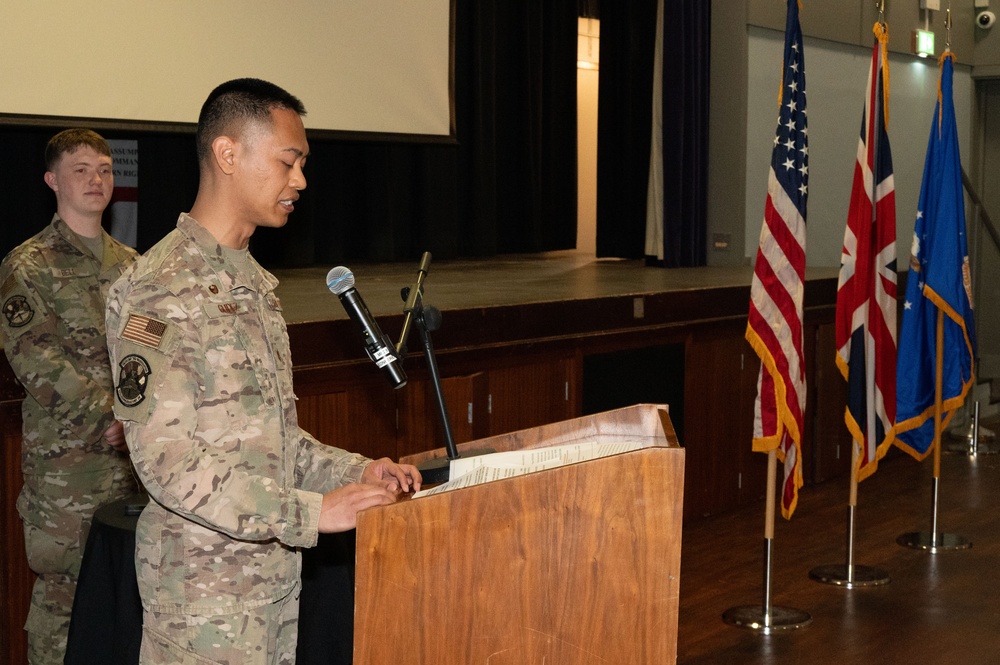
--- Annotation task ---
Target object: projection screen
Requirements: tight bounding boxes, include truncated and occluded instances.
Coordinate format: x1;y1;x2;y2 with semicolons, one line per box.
0;1;453;139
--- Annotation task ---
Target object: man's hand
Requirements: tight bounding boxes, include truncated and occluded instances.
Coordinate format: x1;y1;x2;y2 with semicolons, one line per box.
362;458;423;494
103;420;128;453
318;483;401;533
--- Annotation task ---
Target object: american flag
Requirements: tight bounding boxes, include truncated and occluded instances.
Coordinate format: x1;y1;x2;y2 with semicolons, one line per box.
122;313;167;349
834;22;897;482
745;0;808;520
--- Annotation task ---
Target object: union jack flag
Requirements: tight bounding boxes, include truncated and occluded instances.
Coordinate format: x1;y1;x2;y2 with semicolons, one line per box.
835;22;897;482
746;0;808;519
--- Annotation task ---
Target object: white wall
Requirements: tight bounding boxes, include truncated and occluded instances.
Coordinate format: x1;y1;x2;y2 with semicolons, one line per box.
744;26;973;268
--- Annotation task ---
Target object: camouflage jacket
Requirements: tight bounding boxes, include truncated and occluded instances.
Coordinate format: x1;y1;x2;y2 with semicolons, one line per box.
107;213;371;615
1;214;137;480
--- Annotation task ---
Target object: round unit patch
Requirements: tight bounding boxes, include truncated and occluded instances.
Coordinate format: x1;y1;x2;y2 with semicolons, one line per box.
117;354;151;407
3;295;34;328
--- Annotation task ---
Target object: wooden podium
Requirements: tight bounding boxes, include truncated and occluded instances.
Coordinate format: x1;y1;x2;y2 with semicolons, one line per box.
353;404;685;664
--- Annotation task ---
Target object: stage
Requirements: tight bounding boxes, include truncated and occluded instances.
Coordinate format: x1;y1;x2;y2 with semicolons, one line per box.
270;252;840;325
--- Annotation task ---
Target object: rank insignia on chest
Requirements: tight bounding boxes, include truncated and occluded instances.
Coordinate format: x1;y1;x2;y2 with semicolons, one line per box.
122;313;167;349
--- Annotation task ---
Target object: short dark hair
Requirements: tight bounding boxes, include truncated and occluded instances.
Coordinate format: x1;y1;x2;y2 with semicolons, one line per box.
45;129;111;171
196;78;307;164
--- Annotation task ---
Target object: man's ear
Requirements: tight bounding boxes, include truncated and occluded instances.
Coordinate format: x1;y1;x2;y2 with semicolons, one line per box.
212;136;237;175
43;170;58;192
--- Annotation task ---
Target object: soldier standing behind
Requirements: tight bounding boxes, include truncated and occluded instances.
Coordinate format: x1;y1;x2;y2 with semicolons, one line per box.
0;129;138;664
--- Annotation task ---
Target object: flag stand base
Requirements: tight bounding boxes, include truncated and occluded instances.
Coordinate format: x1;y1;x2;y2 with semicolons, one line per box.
722;605;811;634
808;505;889;588
896;532;971;552
807;563;889;588
945;439;1000;454
945;402;998;454
724;534;811;634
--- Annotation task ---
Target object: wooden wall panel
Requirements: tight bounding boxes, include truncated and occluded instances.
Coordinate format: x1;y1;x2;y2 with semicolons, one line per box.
1;402;30;665
486;355;577;437
735;348;769;507
683;330;753;518
681;320;847;519
395;372;490;460
809;322;852;483
296;386;398;462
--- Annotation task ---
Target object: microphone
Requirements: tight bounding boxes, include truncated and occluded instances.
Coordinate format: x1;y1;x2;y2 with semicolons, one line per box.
326;267;407;389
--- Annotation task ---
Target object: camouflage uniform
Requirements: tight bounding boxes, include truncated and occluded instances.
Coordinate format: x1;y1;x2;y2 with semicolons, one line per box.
107;213;372;665
0;214;138;665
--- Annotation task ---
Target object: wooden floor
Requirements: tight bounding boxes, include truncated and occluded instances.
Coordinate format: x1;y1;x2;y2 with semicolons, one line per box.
676;433;1000;665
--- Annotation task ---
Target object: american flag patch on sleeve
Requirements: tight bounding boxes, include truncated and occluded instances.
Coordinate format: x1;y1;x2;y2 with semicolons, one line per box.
1;274;17;299
122;314;167;349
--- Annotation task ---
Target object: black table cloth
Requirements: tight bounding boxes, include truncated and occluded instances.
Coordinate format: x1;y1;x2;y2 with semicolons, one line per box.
65;493;355;665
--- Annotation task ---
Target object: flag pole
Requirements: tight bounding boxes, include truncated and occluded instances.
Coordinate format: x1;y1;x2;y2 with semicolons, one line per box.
811;292;889;586
808;447;889;587
898;309;971;552
729;0;810;631
945;398;996;454
948;168;995;453
723;450;811;632
810;10;891;588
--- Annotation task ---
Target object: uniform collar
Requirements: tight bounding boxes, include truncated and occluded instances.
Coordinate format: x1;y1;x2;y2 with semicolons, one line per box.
51;214;134;272
176;212;278;294
51;214;99;260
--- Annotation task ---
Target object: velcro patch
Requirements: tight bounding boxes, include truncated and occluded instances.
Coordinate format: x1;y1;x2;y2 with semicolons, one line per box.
116;354;151;407
122;314;168;349
3;295;34;328
0;274;16;299
201;300;246;319
265;292;282;312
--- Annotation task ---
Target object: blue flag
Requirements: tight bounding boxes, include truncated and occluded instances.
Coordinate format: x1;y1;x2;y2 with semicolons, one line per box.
894;53;976;460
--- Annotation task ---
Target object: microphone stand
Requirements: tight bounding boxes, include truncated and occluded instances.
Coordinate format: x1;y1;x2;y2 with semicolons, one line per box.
397;252;431;357
409;303;461;484
396;254;492;484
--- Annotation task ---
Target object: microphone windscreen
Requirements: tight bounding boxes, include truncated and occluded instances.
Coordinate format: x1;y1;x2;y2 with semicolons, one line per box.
326;267;355;295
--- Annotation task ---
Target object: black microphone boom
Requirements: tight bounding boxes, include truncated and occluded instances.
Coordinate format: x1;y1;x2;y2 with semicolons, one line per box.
326;267;407;389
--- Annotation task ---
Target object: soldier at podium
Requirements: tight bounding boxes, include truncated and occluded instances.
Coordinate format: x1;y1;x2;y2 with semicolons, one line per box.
106;78;421;665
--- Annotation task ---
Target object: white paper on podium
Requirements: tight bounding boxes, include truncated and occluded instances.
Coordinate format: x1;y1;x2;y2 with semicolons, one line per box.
411;437;651;498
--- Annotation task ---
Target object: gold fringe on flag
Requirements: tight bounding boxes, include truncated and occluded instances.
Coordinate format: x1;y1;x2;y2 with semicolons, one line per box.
874;21;890;128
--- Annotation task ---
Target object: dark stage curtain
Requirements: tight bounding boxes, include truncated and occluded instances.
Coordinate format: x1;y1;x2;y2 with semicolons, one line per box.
226;0;576;266
661;0;710;267
1;1;578;267
224;0;581;267
595;0;657;260
596;0;710;267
